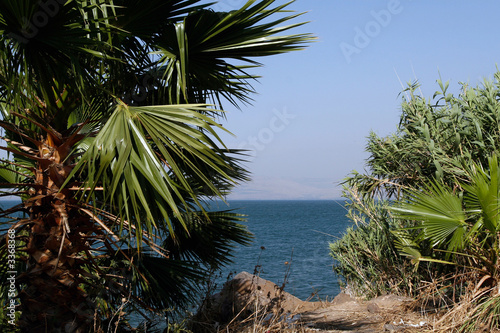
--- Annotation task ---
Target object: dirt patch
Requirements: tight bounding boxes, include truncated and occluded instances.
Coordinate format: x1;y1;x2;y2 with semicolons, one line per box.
297;293;430;332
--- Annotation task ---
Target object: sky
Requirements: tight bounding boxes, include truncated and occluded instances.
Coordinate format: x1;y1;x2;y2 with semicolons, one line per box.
203;0;500;200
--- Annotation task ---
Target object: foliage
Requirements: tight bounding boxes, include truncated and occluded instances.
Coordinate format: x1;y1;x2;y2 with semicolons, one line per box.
331;72;500;302
0;0;313;331
330;187;431;298
391;156;500;331
344;74;500;200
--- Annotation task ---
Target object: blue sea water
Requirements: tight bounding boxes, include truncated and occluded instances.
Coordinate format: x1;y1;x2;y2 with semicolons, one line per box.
214;200;350;301
1;198;352;314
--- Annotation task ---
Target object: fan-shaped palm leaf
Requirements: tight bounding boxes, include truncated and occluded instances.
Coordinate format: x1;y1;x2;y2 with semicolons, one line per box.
392;181;467;253
463;155;500;234
155;0;314;107
392;155;500;278
67;102;238;243
164;210;253;268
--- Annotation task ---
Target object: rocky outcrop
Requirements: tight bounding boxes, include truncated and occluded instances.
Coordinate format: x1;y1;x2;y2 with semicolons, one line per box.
197;271;321;325
194;272;425;332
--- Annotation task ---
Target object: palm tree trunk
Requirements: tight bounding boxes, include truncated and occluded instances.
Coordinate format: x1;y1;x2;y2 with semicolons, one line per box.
19;195;95;332
18;139;96;332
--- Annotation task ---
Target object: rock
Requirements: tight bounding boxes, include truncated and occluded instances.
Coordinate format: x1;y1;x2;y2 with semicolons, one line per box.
330;292;363;312
384;323;403;331
369;294;413;311
193;274;425;333
367;302;380;313
196;271;321;325
332;292;357;305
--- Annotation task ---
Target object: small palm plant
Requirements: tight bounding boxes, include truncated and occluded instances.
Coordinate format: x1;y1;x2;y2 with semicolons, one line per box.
392;155;500;331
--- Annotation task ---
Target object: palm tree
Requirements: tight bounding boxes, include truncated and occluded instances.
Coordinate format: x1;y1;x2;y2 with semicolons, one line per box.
0;0;313;331
391;155;500;331
392;156;500;274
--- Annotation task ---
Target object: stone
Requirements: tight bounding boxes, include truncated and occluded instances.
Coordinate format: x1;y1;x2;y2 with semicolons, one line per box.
366;302;380;313
332;292;358;306
384;323;402;331
196;271;321;325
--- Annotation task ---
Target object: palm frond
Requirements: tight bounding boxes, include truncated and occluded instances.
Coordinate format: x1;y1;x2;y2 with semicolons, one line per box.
67;102;236;245
155;0;315;107
463;156;500;234
0;0;112;111
392;181;467;253
164;210;253;268
130;254;206;311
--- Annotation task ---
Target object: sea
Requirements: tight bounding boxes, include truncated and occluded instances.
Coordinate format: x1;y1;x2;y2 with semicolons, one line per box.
1;199;353;325
214;200;350;301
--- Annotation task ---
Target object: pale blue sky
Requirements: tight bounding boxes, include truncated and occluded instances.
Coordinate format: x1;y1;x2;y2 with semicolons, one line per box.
208;0;500;200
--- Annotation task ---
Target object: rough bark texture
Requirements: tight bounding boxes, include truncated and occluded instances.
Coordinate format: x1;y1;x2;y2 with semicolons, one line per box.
18;136;96;332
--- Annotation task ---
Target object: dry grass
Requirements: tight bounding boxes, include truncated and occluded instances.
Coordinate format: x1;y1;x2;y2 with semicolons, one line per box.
395;271;500;333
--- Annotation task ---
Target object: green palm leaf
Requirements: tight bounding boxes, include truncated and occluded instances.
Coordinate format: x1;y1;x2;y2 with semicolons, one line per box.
130;254;206;311
392;181;467;253
0;0;112;110
155;0;315;106
164;210;253;268
392;155;500;270
67;102;236;244
463;156;500;234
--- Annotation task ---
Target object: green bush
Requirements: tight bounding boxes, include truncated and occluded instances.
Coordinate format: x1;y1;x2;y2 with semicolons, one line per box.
330;187;432;298
331;72;500;301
